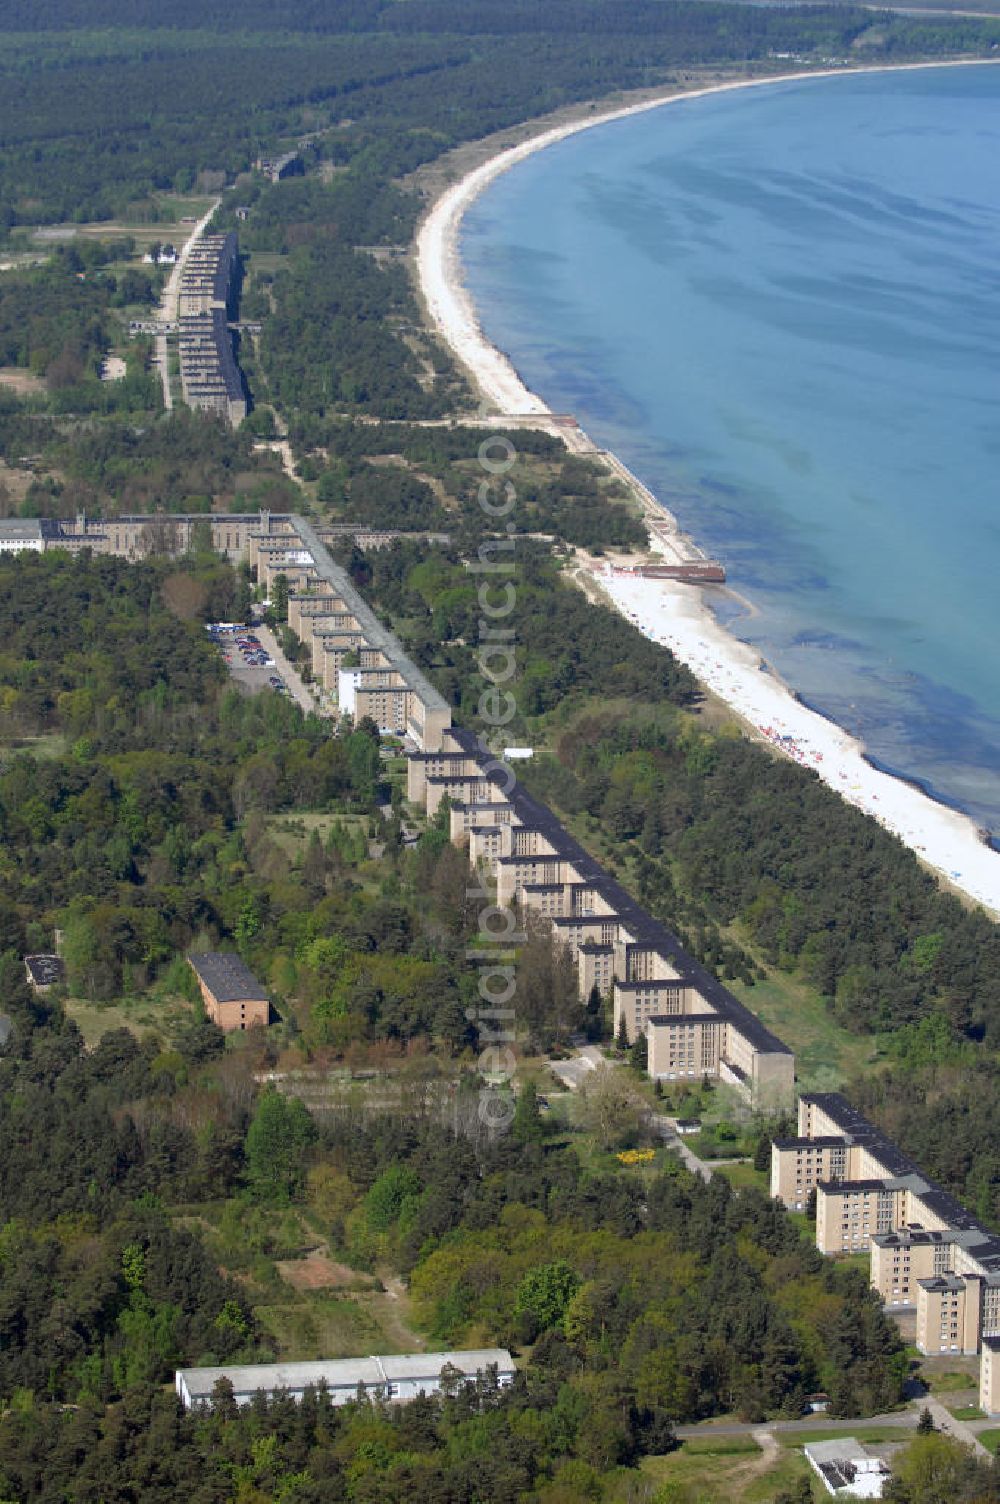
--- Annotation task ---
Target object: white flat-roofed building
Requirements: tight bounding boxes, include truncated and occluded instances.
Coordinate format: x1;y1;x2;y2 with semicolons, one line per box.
804;1438;889;1498
0;519;56;554
175;1348;515;1409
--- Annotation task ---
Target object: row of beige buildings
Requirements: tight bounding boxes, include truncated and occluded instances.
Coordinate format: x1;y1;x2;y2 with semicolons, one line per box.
407;726;794;1108
771;1093;1000;1413
251;514;453;751
0;512;453;753
5;510;793;1088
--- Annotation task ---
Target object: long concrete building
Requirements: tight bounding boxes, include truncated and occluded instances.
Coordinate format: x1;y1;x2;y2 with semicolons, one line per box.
0;511;452;751
177;230;247;425
176;1348;515;1409
772;1093;1000;1413
260;515;453;749
408;725;794;1108
4;508;789;1087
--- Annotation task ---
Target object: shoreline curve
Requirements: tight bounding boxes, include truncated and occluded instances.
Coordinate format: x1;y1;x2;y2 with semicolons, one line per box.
414;58;1000;917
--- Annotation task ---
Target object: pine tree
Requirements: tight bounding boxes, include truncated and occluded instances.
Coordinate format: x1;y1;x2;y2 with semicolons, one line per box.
512;1079;545;1144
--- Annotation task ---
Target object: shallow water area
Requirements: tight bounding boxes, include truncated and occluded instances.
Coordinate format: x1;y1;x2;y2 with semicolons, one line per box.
462;64;1000;835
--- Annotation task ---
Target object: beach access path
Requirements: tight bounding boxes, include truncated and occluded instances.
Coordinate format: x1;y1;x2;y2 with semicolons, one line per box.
412;57;1000;919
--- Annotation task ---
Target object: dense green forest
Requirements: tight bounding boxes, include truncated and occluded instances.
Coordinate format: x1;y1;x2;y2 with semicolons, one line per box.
291;418;649;550
0;1107;910;1499
0;407;298;521
0;551;923;1500
1;2;997;227
0;246;161;412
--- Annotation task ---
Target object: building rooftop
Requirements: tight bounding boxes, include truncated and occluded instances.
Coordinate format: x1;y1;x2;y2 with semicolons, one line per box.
803;1092;1000;1253
871;1229;951;1248
0;518;56;539
288;517;450;717
177;1348;514;1402
805;1437;889;1496
773;1136;847;1150
188;952;269;1004
24;954;65;988
646;1012;723;1028
817;1178;894;1193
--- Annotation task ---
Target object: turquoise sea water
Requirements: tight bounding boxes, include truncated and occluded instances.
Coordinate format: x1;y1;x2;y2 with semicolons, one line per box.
462;64;1000;834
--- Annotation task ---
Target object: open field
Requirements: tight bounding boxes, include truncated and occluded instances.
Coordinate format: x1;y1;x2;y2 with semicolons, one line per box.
247;252;291;276
638;1435;813;1501
0;732;68;759
265;811;369;856
778;1425;909;1446
727;972;882;1090
25;194;218;246
714;1161;769;1194
0;367;45;396
180;1200;428;1363
62;992;192;1048
256;1293;385;1360
917;1356;981;1391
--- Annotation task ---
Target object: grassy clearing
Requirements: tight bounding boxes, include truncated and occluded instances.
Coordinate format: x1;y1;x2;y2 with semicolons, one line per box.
248;252;291;276
36;196;218;242
727;973;881;1091
256;1294;384;1360
949;1404;985;1420
188;1202;426;1361
63;991;191;1048
264;810;369;856
715;1162;770;1195
917;1359;980;1392
679;1437;761;1457
978;1429;1000;1456
638;1439;813;1502
779;1425;909;1446
0;732;68;759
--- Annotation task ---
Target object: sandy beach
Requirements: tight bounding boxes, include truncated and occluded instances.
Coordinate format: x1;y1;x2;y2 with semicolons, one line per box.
414;60;1000;918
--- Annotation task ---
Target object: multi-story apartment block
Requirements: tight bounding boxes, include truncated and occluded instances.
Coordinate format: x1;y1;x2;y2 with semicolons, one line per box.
407;726;795;1109
176;232;247;425
276;516;452;751
776;1092;1000;1406
981;1337;1000;1415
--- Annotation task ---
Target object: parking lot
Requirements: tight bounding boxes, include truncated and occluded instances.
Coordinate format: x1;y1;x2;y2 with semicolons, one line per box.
207;623;290;698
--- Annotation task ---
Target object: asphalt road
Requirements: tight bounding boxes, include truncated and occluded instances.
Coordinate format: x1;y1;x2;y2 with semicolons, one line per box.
673;1409;919;1441
255;625;318;716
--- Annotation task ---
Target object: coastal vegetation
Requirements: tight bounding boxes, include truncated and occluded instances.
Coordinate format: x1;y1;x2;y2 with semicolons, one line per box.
0;549;913;1501
3;4;1000;1501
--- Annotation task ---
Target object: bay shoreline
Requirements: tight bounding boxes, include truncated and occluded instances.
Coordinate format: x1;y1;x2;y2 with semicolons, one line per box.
413;58;1000;916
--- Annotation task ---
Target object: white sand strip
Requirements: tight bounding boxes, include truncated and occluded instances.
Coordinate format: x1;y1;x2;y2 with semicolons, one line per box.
600;568;1000;914
414;61;1000;917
